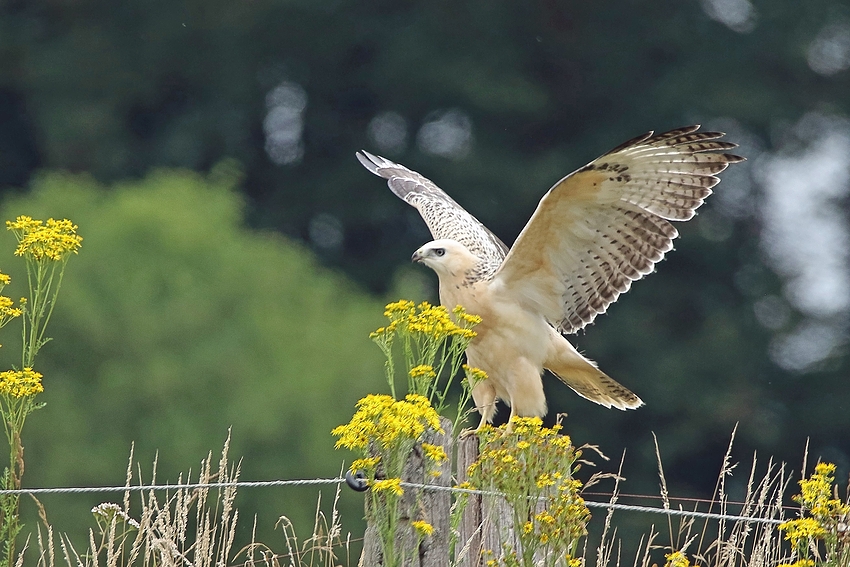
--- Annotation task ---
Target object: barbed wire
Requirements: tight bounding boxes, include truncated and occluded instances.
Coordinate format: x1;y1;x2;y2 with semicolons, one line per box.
1;477;789;526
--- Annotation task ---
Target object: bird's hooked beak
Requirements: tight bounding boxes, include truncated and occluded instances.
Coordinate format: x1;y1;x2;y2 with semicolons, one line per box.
411;249;424;263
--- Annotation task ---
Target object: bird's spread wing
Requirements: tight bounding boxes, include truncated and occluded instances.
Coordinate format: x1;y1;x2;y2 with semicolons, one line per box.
357;151;508;278
493;125;745;334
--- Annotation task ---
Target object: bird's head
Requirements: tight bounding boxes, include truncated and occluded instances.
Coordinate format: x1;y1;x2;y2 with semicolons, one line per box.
411;239;480;279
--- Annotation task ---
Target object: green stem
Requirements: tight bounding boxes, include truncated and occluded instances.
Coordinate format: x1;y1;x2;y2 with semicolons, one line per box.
34;260;65;353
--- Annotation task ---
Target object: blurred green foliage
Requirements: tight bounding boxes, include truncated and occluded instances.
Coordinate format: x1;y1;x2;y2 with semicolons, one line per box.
0;167;385;544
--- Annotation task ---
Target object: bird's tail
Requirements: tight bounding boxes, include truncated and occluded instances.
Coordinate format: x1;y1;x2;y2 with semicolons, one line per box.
545;332;643;410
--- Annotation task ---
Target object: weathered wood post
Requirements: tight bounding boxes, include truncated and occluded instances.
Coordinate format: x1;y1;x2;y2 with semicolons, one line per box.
455;434;527;567
358;418;453;567
455;434;482;567
359;423;553;566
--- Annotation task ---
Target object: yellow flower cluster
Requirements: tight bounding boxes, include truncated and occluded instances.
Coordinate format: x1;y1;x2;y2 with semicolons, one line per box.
0;368;44;398
409;365;436;380
0;272;22;335
0;296;22;322
470;417;589;563
777;461;850;566
531;489;589;546
779;517;827;545
372;477;404;496
664;551;691;567
469;418;575;479
797;462;849;520
779;462;850;549
350;455;382;473
332;394;443;452
421;442;448;464
452;305;482;327
372;300;479;341
6;216;83;261
410;520;434;537
462;364;488;386
777;560;815;567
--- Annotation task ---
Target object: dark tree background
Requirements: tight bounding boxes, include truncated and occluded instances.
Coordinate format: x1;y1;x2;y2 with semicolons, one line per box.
0;0;848;555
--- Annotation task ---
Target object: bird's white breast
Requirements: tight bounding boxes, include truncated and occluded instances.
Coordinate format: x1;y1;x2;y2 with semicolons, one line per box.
441;278;551;367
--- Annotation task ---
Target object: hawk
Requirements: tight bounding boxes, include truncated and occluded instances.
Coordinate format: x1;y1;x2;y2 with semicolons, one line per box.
357;126;744;429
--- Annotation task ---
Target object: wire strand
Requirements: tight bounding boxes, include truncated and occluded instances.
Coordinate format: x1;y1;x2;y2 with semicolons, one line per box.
3;477;789;525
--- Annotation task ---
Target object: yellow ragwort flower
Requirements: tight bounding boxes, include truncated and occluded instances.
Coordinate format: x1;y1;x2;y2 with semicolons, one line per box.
452;305;482;326
7;217;82;261
536;473;556;488
421;442;448;464
332;394;443;451
779;517;827;544
534;510;556;525
409;365;437;381
384;299;415;317
410;520;434;537
0;296;21;319
0;273;9;286
6;216;42;232
463;364;488;386
664;550;691;567
350;455;381;472
0;367;44;398
372;477;404;496
378;300;481;341
791;461;850;521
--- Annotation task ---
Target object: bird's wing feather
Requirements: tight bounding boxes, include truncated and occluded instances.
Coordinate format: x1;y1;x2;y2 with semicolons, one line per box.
357;151;508;277
493;125;744;334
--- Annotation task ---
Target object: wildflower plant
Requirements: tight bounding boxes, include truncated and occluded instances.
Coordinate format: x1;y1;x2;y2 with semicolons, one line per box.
468;417;590;567
336;300;491;565
332;393;446;567
370;300;485;430
7;216;82;366
0;216;81;567
778;462;850;567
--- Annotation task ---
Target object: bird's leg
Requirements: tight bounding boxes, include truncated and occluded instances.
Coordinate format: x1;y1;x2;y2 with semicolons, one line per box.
460;380;497;438
459;413;488;439
459;402;497;438
503;403;518;434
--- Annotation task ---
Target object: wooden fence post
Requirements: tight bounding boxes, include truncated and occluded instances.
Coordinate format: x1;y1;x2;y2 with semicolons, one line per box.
358;418;453;567
455;434;481;567
358;422;543;566
455;435;527;567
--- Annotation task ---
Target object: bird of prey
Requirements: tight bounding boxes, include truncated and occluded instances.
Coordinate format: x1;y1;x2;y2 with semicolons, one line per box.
357;126;743;429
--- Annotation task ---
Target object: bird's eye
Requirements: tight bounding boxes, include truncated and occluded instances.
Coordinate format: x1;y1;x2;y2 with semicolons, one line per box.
434;248;445;257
